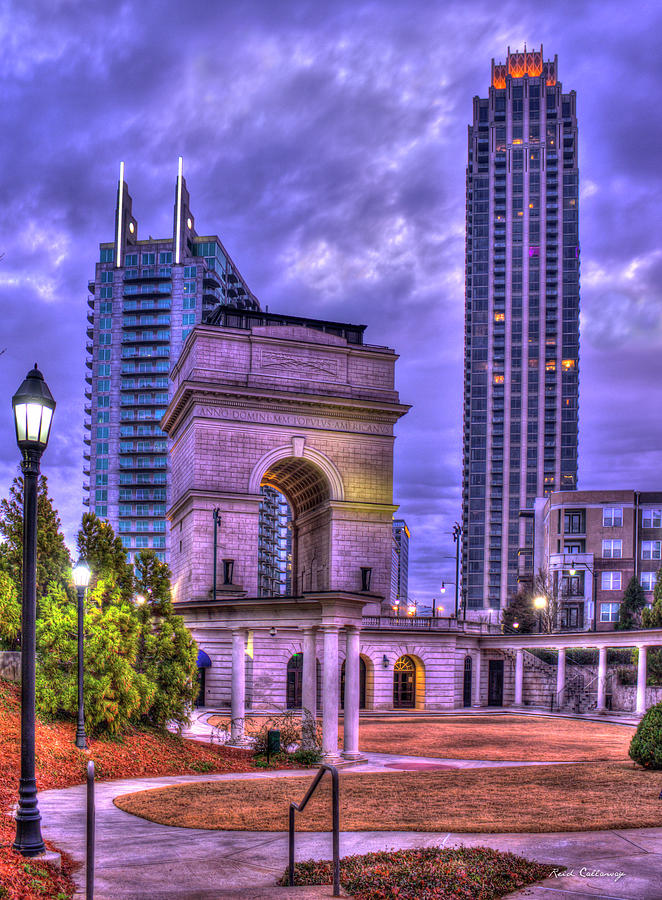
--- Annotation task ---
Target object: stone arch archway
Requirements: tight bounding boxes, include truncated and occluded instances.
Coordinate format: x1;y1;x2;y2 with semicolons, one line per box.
164;322;408;605
393;653;426;710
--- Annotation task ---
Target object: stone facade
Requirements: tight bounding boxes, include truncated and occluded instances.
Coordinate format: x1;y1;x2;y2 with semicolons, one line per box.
163;324;410;611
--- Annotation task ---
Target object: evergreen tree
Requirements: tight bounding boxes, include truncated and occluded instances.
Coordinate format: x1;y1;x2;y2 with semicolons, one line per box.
36;580;154;735
134;550;199;731
501;591;537;634
615;576;646;631
0;474;71;597
77;512;134;602
0;571;21;650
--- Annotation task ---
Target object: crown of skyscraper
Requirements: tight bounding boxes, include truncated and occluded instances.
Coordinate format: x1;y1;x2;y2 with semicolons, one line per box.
491;45;557;89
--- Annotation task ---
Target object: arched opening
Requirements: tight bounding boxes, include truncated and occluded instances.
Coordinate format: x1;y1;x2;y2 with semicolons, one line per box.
340;657;367;709
393;655;416;709
195;649;212;708
258;486;292;596
286;653;321;710
463;656;473;708
260;456;333;594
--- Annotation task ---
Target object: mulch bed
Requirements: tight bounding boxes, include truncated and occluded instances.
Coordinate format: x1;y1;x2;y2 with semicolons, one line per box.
282;847;557;900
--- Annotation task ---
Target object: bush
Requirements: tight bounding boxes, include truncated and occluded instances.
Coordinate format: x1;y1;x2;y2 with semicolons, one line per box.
248;709;323;759
290;747;322;766
629;702;662;769
617;666;636;686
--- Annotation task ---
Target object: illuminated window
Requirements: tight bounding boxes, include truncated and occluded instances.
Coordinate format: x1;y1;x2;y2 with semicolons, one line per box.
545;360;556;372
494;312;505;322
561;359;576;371
493;374;505;384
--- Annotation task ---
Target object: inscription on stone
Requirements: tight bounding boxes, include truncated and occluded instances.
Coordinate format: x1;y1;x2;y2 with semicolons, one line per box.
197;405;389;435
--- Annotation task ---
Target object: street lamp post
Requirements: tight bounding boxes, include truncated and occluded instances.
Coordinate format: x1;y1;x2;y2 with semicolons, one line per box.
11;365;55;857
72;561;91;750
452;522;462;618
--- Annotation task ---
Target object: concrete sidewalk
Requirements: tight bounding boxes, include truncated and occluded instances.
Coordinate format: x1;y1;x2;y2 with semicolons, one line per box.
37;760;662;900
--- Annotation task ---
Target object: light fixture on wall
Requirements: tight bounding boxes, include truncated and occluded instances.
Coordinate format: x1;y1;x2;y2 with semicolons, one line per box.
269;626;276;637
360;566;372;592
382;654;389;669
222;559;234;585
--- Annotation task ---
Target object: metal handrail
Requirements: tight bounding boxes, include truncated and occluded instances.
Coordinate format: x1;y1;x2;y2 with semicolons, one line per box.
288;764;340;897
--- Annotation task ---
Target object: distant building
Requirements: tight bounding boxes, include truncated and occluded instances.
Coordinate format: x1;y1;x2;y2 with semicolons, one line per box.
521;490;662;631
392;519;410;610
258;486;292;596
85;160;258;563
461;47;580;613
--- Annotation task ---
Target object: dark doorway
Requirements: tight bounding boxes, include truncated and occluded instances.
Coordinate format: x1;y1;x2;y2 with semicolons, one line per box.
195;667;206;708
287;654;321;709
340;657;367;709
463;656;472;707
488;659;504;706
393;655;416;709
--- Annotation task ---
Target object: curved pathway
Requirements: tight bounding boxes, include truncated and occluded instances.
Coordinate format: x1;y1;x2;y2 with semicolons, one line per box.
38;754;662;900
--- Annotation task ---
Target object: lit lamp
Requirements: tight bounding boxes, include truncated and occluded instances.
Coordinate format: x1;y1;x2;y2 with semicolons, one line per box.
532;595;547;634
71;561;91;750
11;365;55;857
382;654;389;669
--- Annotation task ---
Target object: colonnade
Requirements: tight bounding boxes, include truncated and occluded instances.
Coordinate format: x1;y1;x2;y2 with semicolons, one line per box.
510;643;652;715
228;623;362;762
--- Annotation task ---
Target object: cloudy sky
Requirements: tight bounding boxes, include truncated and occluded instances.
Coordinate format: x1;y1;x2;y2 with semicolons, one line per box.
1;0;661;606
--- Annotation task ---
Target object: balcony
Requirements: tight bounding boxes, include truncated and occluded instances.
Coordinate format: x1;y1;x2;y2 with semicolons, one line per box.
86;343;93;355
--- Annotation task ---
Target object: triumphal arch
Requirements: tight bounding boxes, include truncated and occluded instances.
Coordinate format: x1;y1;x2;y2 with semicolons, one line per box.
162;319;409;760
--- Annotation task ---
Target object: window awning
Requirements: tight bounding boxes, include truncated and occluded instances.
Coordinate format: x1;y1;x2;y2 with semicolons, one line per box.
197;649;212;669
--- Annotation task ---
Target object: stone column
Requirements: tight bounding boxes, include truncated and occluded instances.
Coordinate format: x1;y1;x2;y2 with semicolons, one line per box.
301;627;317;749
472;651;482;707
321;626;341;762
556;648;566;706
342;627;362;760
513;648;524;707
636;645;648;716
229;628;247;745
596;645;607;713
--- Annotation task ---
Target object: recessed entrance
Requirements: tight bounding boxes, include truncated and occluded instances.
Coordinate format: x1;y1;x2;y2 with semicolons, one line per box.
340;657;367;709
286;653;321;710
393;655;416;709
463;656;472;707
488;659;504;707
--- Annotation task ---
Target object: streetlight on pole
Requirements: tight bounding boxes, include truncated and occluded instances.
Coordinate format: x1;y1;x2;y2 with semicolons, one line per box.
11;364;55;857
72;561;91;750
452;522;463;618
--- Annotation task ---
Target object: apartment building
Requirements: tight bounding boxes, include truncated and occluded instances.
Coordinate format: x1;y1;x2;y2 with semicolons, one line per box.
524;490;662;630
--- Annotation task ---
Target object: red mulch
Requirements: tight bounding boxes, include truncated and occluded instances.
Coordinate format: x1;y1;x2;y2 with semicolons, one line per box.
0;680;258;899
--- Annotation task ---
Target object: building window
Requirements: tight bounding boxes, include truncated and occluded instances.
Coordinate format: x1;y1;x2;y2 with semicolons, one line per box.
564;510;584;534
603;507;623;527
159;252;173;264
641;572;657;592
100;248;114;263
601;571;622;591
602;539;622;559
642;509;662;528
141;253;155;265
600;602;620;623
642;541;662;560
94;505;107;517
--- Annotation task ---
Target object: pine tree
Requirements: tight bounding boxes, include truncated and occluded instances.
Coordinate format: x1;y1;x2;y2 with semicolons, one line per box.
36;580;154;735
134;550;199;731
0;571;21;650
77;512;134;602
615;576;646;631
0;474;71;598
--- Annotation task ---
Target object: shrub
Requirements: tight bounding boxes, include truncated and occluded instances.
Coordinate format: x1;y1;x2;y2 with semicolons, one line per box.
617;666;636;686
290;747;322;766
629;701;662;769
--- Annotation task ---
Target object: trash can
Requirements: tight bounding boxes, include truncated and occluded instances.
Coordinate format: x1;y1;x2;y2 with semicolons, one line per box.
267;729;280;762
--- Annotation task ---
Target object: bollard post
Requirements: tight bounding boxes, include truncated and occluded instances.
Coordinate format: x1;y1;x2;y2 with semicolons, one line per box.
86;760;95;900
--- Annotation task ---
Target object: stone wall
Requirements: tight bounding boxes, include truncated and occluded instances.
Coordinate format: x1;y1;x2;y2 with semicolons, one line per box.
612;684;662;712
0;651;21;682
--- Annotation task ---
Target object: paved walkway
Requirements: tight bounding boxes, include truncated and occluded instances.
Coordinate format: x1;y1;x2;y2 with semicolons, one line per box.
38;750;662;900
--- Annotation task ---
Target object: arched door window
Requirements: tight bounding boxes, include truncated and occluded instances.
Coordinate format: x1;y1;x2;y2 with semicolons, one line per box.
340;657;367;709
393;655;416;709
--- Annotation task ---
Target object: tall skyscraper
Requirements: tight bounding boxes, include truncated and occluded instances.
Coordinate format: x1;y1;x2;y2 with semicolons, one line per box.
461;47;580;612
84;160;259;562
